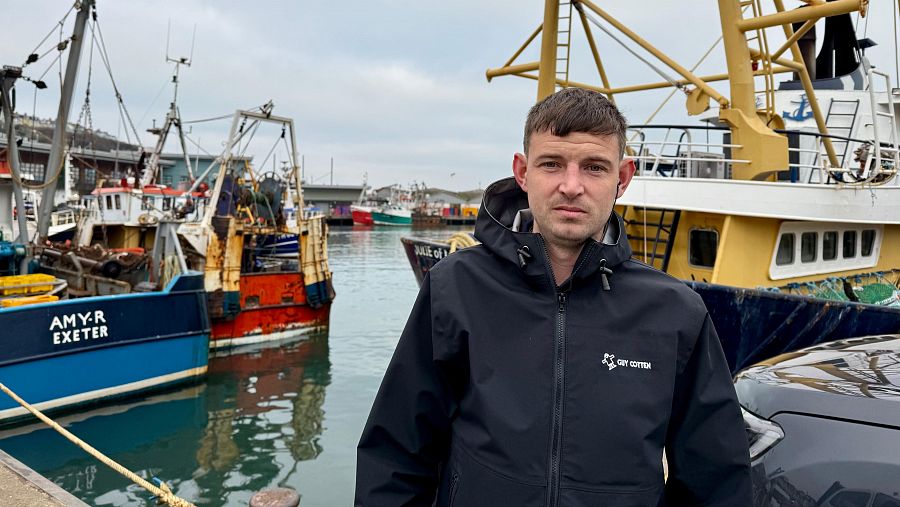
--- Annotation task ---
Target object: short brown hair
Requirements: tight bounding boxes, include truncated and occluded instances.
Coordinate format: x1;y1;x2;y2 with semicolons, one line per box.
523;88;627;158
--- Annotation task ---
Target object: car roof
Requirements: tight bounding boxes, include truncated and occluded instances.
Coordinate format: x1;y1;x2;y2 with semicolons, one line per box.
734;334;900;427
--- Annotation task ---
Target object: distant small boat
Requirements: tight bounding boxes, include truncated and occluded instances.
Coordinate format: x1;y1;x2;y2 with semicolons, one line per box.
372;205;412;226
351;205;374;226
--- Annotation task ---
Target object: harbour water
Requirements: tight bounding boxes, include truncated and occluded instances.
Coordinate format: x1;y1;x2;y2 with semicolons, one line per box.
0;226;463;506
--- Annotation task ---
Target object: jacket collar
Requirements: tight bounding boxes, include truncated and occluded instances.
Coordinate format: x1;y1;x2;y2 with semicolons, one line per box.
474;177;632;290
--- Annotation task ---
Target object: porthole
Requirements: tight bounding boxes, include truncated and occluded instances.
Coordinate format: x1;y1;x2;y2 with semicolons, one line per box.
843;230;857;258
823;231;837;261
861;229;876;257
776;233;795;265
689;229;718;268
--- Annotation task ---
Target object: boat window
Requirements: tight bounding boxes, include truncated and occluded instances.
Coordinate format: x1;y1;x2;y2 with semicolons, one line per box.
843;230;857;258
114;195;121;210
141;197;152;210
822;231;837;261
827;490;871;507
872;493;900;507
163;198;172;211
689;229;718;268
800;232;817;263
861;229;876;257
775;233;794;265
771;222;882;280
105;195;113;210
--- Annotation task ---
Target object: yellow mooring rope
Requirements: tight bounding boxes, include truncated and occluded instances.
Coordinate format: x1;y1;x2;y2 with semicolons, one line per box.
0;382;196;507
448;232;479;253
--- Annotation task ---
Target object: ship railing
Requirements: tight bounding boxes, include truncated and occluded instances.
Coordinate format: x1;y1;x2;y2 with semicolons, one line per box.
627;125;746;178
627;124;898;186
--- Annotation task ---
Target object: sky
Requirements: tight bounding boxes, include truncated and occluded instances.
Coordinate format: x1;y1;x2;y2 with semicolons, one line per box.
5;1;899;191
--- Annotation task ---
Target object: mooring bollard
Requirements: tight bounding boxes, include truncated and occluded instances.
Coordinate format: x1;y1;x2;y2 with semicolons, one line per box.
249;487;300;507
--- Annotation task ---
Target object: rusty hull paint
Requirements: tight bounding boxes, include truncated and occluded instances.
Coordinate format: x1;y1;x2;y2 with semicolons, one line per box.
210;271;331;341
204;216;243;294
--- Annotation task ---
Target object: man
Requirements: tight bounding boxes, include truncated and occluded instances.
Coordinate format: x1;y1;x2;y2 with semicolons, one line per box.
356;88;752;506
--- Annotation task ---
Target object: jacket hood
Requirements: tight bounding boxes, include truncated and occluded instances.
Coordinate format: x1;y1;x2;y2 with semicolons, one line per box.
473;177;632;288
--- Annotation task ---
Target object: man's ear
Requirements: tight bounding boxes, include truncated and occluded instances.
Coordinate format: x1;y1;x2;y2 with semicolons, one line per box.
616;158;637;197
513;153;528;192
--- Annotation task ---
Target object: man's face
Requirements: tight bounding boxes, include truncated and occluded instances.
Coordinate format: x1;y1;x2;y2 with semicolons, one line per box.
513;130;635;250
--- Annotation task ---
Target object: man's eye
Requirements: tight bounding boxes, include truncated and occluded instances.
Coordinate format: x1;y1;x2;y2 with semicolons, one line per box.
540;161;561;168
586;165;606;172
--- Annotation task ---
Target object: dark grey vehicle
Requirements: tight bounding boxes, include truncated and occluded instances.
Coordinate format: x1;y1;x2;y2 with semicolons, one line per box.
734;334;900;507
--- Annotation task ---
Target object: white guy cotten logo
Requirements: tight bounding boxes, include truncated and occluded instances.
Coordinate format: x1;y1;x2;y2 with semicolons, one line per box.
603;352;652;371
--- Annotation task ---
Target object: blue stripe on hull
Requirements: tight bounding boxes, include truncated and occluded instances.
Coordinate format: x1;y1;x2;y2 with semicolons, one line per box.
0;334;208;414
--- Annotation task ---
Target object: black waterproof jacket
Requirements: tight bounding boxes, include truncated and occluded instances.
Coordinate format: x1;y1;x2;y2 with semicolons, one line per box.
356;177;752;506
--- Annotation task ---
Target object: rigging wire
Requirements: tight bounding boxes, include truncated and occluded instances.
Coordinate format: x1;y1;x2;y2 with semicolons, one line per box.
21;2;76;69
636;34;724;136
137;77;171;128
181;113;235;124
182;132;215;157
579;7;681;89
258;126;286;170
90;10;143;150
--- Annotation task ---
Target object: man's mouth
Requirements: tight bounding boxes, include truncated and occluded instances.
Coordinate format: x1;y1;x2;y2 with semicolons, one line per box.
553;205;586;218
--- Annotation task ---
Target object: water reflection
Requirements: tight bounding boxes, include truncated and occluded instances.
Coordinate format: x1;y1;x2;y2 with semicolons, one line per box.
0;332;331;506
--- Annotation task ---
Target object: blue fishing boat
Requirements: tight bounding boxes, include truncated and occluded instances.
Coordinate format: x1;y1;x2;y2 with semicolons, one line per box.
0;271;210;425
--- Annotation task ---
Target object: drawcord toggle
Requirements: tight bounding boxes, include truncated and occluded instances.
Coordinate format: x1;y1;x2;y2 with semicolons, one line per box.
516;245;533;269
599;259;613;291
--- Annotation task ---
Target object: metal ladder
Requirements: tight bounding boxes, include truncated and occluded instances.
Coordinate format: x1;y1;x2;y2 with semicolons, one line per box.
556;1;574;90
824;98;860;167
865;69;900;181
623;207;681;272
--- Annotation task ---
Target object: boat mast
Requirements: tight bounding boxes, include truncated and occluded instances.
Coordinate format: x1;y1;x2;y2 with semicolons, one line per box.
0;68;31;246
142;25;196;188
36;0;94;240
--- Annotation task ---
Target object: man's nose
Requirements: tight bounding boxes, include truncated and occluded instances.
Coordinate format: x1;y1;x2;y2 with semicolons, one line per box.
558;163;585;198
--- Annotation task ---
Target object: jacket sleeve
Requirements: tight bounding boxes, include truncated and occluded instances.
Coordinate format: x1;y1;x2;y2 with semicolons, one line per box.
664;314;752;506
355;272;464;506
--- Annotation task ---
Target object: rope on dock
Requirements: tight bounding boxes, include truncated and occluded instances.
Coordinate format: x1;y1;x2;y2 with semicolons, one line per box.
0;382;196;507
448;232;479;253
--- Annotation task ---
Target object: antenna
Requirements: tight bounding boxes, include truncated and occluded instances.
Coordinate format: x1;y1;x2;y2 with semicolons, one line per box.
189;24;197;64
165;19;195;67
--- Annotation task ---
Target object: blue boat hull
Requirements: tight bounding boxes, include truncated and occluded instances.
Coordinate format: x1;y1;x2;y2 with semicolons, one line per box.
687;281;900;373
401;236;900;373
0;273;210;424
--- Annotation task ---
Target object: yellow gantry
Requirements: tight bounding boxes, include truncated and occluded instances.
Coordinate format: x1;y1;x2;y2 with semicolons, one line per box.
486;0;868;180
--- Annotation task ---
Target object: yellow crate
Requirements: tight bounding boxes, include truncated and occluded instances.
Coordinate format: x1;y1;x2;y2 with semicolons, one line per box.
1;294;59;308
0;274;56;295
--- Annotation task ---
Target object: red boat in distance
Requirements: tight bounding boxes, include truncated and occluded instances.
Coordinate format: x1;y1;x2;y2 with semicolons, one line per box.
351;205;374;226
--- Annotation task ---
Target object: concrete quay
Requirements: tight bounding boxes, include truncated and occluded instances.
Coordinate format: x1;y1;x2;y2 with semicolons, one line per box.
0;449;87;506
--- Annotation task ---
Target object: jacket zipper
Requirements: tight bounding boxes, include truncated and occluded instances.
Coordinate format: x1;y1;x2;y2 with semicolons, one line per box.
448;472;460;506
536;238;592;507
547;290;567;507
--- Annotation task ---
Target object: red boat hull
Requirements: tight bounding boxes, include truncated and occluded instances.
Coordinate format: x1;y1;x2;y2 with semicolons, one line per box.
210;272;331;347
351;208;373;226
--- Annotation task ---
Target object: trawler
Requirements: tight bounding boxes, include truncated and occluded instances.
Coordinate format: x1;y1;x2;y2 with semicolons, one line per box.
402;0;900;371
23;12;334;348
64;104;335;348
